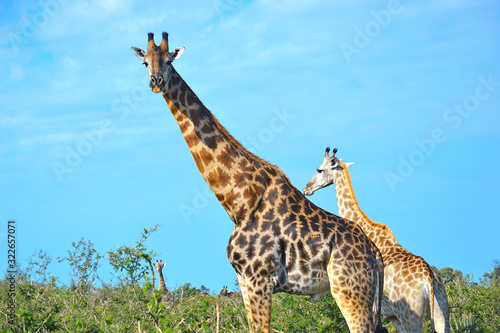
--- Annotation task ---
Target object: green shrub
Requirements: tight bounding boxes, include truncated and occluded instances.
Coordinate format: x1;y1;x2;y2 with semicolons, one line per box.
1;234;498;332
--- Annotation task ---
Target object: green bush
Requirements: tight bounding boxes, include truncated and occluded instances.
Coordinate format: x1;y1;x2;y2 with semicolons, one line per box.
1;231;498;332
446;275;500;333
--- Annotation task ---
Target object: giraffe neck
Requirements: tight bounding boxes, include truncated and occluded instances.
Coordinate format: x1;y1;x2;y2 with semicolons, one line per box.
156;265;167;290
334;159;397;250
161;68;271;223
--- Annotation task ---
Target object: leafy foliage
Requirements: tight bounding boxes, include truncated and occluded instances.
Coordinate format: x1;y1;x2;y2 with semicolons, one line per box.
271;293;349;332
174;282;204;298
58;238;102;287
435;266;464;283
446;274;500;333
1;230;498;332
107;224;160;286
24;249;54;284
482;259;500;285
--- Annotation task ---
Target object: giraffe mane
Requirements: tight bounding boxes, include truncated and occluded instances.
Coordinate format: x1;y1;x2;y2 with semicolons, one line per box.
210;107;274;167
167;67;284;174
208;107;294;186
338;159;397;242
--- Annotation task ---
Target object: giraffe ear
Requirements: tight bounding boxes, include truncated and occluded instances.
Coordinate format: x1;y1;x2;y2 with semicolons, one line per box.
131;47;146;61
171;47;185;61
344;162;356;168
329;159;338;168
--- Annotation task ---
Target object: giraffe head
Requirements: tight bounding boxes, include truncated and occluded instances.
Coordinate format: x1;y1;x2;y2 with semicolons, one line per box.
131;32;185;93
303;147;355;196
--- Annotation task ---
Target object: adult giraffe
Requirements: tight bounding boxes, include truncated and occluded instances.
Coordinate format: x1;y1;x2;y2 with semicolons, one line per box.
303;147;450;333
131;32;386;333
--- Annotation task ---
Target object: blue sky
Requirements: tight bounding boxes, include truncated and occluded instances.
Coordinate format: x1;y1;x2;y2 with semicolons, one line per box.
1;0;499;292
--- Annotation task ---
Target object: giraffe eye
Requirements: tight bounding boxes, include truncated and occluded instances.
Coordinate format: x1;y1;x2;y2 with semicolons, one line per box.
317;169;323;174
143;62;148;67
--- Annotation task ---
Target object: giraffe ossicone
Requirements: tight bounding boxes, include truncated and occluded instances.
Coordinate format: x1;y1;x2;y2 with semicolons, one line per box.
304;146;450;333
132;33;387;333
131;32;184;93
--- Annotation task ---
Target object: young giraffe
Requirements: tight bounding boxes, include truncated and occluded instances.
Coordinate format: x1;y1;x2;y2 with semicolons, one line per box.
154;260;178;306
131;32;386;333
154;260;168;292
303;147;450;333
219;285;237;297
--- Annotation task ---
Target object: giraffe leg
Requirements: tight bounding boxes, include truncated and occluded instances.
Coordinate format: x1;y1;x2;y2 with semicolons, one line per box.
327;257;377;333
236;275;253;326
237;274;272;333
392;297;424;333
389;318;404;333
432;300;448;333
432;280;450;333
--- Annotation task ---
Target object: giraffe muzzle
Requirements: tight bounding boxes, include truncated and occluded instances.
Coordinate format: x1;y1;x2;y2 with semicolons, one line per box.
303;187;314;196
150;74;165;93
